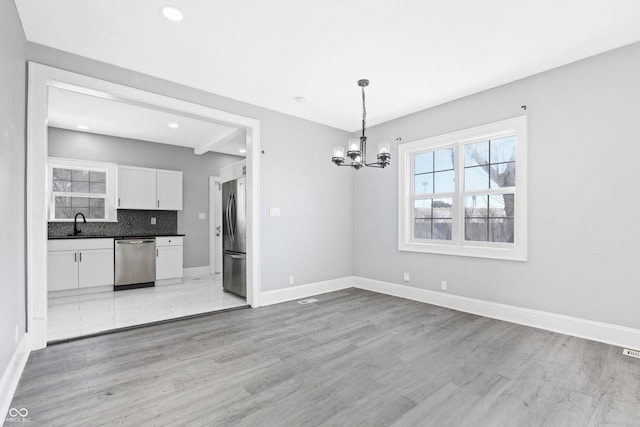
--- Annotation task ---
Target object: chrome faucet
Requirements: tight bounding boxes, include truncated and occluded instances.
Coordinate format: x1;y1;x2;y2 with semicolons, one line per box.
73;212;86;236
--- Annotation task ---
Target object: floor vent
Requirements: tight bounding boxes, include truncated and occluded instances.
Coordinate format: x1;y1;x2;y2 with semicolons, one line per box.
623;349;640;359
297;298;318;305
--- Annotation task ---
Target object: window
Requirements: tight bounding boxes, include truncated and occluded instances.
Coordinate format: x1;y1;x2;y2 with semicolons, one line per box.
48;158;118;222
399;116;527;261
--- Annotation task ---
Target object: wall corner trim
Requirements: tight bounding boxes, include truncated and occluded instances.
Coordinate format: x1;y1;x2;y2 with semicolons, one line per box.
0;334;31;420
260;277;355;306
353;277;640;350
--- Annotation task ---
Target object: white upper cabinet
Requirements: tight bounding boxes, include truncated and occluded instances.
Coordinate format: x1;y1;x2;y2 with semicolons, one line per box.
234;161;246;179
118;165;156;209
220;159;246;183
156;169;183;211
118;165;183;211
220;165;234;183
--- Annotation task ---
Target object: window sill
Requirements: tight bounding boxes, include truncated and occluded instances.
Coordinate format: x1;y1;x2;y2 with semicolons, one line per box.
398;241;527;261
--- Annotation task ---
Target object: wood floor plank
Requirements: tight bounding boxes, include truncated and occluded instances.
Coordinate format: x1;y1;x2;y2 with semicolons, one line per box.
7;288;640;426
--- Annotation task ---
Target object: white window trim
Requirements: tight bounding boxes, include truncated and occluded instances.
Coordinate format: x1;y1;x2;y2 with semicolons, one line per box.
47;157;118;222
398;116;527;261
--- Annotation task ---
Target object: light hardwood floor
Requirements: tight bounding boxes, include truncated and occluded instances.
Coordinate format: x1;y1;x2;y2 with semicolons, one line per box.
8;288;640;426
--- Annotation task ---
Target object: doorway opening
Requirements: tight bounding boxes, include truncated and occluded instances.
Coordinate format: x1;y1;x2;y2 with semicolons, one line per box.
26;63;261;349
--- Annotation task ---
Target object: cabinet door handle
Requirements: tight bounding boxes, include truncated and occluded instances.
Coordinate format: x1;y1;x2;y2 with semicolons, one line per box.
118;198;121;207
79;252;82;262
157;200;160;208
74;252;77;262
157;248;159;257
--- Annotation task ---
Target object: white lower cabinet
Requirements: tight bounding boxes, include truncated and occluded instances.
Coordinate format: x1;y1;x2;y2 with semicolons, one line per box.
156;236;183;283
78;248;115;288
48;250;78;292
48;239;114;292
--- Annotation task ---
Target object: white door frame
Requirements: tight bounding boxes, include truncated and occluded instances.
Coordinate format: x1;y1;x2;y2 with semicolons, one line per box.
26;62;261;350
208;176;222;275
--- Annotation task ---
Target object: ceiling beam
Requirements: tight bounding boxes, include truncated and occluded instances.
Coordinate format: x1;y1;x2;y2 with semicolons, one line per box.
193;128;245;155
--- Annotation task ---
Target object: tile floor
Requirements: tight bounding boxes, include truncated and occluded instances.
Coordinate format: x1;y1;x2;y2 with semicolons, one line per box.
47;275;247;341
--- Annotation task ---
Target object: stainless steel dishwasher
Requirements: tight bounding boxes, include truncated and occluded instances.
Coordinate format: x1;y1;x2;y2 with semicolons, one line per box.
114;238;156;290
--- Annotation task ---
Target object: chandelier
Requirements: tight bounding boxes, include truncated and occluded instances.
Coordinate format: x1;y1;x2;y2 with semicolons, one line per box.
331;79;391;170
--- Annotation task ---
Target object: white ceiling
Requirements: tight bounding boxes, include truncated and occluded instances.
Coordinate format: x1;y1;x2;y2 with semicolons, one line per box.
47;87;246;156
16;0;640;132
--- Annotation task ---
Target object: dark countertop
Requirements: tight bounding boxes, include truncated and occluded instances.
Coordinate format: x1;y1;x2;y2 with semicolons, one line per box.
48;234;186;240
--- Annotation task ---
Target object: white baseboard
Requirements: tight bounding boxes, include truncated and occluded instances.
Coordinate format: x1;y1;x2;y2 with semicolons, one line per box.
353;276;640;350
156;278;182;286
0;334;30;421
251;273;640;350
183;266;212;278
261;277;354;306
48;285;112;299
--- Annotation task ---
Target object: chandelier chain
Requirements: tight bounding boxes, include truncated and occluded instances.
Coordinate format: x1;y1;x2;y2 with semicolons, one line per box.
361;85;366;138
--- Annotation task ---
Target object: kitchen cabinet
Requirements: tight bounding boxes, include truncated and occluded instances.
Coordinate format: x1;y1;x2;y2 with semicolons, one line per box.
156;236;183;284
156;169;183;210
78;248;114;288
220;159;246;183
118;165;156;209
48;239;114;292
118;165;183;210
234;161;246;179
48;250;77;292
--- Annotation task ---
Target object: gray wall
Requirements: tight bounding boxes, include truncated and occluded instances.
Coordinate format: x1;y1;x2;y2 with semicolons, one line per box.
48;127;242;268
0;1;26;377
28;43;354;291
353;42;640;330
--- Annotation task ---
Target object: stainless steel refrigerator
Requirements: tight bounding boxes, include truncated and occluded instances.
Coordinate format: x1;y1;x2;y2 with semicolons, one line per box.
222;177;246;297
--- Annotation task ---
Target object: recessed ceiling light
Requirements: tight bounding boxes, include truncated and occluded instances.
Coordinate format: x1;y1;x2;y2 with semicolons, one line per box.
161;6;183;22
77;125;89;130
168;123;179;129
239;149;247;153
294;96;307;104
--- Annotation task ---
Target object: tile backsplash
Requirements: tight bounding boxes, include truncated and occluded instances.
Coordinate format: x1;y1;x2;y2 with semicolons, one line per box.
48;210;178;237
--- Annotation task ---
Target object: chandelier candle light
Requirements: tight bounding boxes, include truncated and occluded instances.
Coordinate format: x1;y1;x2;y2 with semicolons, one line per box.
332;79;391;170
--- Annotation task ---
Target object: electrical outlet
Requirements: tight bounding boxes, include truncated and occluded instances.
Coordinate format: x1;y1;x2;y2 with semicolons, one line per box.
441;280;448;291
289;275;295;285
403;272;410;282
198;213;206;220
14;324;19;342
150;217;156;225
270;207;281;217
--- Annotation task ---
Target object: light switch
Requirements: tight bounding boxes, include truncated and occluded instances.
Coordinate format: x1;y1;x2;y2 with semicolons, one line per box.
198;213;206;220
269;207;281;217
151;217;156;225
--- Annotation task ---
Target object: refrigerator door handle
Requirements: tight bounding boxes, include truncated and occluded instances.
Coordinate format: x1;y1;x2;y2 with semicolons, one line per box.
228;253;245;259
226;192;233;243
230;192;236;242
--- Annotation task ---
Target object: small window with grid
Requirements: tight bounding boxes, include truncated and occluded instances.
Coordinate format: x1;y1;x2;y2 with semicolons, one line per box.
48;158;118;222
